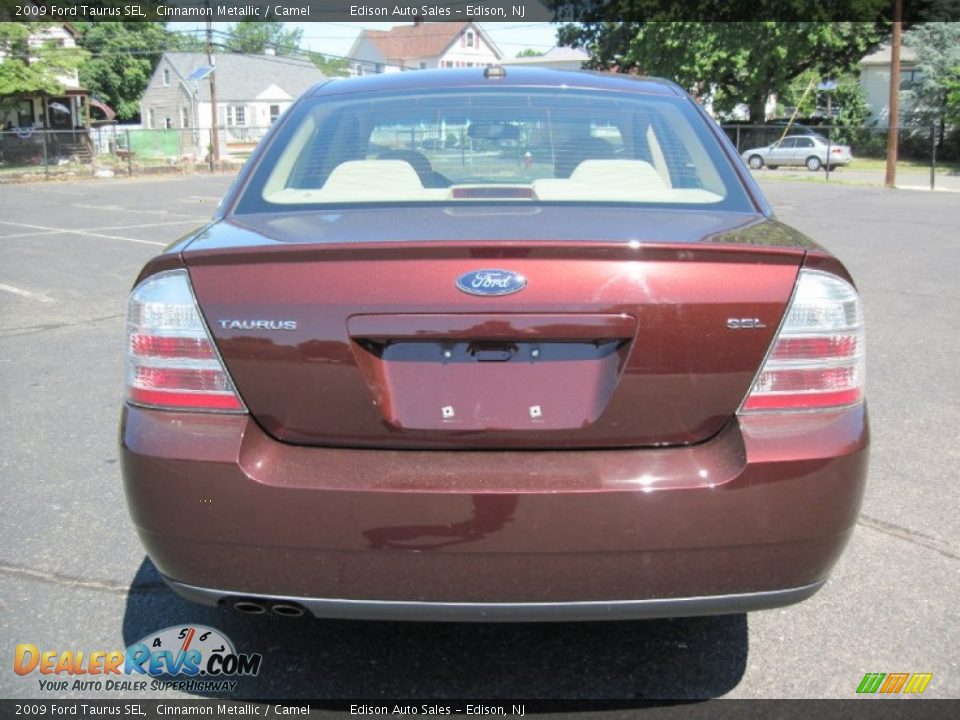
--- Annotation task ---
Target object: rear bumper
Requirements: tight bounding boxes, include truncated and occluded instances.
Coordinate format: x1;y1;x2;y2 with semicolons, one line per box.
121;404;868;620
164;576;826;622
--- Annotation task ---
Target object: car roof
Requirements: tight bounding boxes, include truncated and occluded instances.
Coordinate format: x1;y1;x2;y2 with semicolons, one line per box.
307;67;686;99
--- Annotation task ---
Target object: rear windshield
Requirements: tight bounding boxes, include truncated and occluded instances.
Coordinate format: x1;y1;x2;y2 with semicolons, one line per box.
234;86;753;214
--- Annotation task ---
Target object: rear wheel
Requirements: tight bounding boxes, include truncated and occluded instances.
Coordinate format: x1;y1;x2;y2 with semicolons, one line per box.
748;155;764;170
767;165;779;170
806;156;822;172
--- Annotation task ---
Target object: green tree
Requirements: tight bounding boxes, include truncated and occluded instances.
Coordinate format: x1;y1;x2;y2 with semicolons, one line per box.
0;22;86;100
515;48;545;58
75;22;187;122
778;70;869;128
557;20;887;121
170;31;207;53
308;52;351;77
903;22;960;143
224;21;303;56
946;67;960;124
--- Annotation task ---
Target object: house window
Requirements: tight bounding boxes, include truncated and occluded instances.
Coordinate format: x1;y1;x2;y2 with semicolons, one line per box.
270;104;281;123
355;64;364;76
900;69;924;90
180;107;189;128
47;98;72;130
163;68;170;86
225;105;246;127
164;117;172;129
420;62;426;70
375;63;384;74
17;100;33;128
148;109;155;129
466;31;475;48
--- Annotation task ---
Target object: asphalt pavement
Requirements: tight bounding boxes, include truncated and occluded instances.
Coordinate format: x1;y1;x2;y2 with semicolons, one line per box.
0;175;957;700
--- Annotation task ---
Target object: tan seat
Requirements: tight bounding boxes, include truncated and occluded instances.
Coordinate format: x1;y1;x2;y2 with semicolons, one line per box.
569;160;667;192
320;160;426;201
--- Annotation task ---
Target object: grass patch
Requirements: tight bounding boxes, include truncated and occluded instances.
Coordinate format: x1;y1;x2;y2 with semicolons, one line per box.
847;157;960;174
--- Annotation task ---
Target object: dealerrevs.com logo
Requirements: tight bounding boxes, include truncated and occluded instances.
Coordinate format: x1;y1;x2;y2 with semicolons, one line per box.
14;625;262;693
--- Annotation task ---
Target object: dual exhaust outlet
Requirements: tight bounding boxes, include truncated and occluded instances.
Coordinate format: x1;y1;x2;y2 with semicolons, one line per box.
230;599;306;618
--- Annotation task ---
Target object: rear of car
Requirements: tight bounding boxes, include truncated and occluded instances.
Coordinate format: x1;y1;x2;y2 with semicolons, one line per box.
121;70;867;620
824;139;854;167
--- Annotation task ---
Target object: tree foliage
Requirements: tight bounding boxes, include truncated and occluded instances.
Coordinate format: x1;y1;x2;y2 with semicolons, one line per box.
946;67;960;124
556;18;887;121
74;22;194;122
224;21;303;57
0;23;86;99
308;53;351;77
902;22;960;126
778;70;869;128
515;48;545;57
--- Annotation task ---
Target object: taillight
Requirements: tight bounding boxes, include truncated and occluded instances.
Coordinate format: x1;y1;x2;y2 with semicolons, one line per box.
740;269;864;412
125;269;246;412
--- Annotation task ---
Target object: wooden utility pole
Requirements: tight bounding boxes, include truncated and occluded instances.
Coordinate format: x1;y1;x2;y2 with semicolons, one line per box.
206;9;220;167
885;0;903;188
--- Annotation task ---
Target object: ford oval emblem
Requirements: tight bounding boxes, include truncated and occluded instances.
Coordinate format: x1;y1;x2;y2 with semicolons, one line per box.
456;269;527;296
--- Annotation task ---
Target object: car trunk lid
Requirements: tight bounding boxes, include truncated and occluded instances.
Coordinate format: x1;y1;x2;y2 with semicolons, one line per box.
184;208;805;449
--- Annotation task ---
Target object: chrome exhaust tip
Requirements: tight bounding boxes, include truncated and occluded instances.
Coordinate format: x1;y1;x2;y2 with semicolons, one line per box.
271;603;306;618
232;599;267;615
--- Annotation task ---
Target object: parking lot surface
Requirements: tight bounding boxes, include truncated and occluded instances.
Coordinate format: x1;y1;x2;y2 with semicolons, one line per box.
1;175;957;700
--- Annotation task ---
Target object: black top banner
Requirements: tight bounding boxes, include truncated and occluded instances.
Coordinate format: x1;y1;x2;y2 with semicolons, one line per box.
2;0;959;23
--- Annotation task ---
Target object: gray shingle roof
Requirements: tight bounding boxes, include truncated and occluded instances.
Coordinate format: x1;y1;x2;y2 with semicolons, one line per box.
163;52;324;102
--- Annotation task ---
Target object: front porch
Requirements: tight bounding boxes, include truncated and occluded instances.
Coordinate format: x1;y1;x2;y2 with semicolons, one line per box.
0;90;95;164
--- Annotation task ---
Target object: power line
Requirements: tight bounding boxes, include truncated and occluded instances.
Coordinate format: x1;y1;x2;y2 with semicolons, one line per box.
35;25;562;73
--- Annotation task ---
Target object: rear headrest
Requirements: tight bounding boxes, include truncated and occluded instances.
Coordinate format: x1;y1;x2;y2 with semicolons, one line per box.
321;160;425;201
569;160;666;191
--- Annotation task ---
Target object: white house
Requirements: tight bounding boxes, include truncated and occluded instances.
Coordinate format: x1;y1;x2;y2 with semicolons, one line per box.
139;52;324;158
859;42;920;124
0;21;88;131
347;22;503;75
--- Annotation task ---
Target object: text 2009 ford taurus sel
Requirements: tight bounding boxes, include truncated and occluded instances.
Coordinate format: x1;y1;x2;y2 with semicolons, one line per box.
121;68;867;621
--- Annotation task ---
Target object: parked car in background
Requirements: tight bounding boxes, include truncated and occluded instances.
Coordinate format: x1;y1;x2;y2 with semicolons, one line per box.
742;134;853;171
122;68;867;622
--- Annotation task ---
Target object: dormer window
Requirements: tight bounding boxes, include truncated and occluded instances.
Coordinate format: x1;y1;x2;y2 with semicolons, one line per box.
466;31;475;48
163;68;170;86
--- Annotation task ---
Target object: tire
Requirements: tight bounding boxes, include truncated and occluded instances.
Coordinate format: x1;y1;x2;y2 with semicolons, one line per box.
767;165;779;170
747;155;764;170
806;156;822;172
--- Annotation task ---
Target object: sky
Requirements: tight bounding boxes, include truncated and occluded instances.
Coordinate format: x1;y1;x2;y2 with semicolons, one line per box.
178;22;562;60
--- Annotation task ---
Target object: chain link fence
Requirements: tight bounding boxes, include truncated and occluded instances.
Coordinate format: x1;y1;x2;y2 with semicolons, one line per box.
2;123;957;189
0;126;271;183
721;123;959;190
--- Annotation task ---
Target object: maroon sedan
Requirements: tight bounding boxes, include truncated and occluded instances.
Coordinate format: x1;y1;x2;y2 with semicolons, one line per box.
121;68;867;621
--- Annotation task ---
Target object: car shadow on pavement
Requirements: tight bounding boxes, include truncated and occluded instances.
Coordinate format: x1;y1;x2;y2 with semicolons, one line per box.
122;557;747;700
